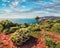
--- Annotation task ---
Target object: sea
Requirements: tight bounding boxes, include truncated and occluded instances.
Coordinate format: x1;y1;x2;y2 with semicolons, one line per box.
0;18;37;24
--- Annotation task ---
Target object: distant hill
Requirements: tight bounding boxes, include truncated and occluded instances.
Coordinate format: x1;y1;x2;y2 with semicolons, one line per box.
39;16;60;21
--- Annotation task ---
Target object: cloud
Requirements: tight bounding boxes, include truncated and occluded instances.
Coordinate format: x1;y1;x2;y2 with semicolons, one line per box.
0;0;60;18
28;0;60;14
9;1;19;8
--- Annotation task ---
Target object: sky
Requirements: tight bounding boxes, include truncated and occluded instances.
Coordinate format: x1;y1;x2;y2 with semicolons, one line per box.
0;0;60;18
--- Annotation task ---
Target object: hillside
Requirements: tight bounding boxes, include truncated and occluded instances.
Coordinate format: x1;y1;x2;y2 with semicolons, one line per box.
0;18;60;48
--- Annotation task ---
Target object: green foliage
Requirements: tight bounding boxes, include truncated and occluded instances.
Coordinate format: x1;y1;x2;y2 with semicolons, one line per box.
20;24;27;28
10;28;31;45
39;19;60;34
24;23;29;27
0;24;3;32
0;20;20;34
45;40;60;48
51;23;60;34
20;23;29;28
55;44;60;48
54;19;60;23
45;40;56;48
3;29;9;34
30;31;41;37
9;27;19;33
0;20;13;28
3;26;19;34
35;16;40;22
40;23;53;31
0;19;60;47
35;16;40;20
28;24;41;32
28;26;41;31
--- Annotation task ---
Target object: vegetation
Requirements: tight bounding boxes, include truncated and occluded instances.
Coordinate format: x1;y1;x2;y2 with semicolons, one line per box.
0;20;20;34
45;40;60;48
39;19;60;34
45;40;56;48
0;18;60;47
51;23;60;34
10;28;31;45
55;43;60;48
0;24;3;32
35;16;40;22
1;18;60;34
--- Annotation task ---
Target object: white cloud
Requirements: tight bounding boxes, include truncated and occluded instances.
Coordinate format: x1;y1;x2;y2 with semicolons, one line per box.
10;1;19;8
4;10;12;13
1;0;60;18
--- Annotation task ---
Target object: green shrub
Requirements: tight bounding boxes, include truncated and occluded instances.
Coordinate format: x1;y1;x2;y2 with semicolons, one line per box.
3;29;9;34
3;27;19;34
0;20;12;28
9;27;19;33
24;23;29;27
30;31;41;37
0;24;3;32
54;19;60;23
20;24;26;28
28;25;41;32
55;44;60;48
10;28;31;45
40;23;52;31
45;40;56;48
51;23;60;34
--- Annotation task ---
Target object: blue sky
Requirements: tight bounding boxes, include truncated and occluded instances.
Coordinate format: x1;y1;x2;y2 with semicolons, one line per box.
0;0;60;18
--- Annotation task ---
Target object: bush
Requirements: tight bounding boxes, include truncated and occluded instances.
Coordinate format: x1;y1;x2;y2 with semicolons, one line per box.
54;19;60;23
3;27;19;34
28;24;41;32
32;27;41;31
51;23;60;34
24;23;29;27
40;23;53;31
10;28;31;45
0;24;3;32
0;20;12;28
55;44;60;48
20;24;26;28
45;40;56;48
9;27;19;33
3;29;9;34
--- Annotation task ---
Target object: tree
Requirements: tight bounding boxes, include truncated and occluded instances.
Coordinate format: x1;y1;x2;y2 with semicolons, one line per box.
24;23;29;27
35;16;40;22
10;28;31;45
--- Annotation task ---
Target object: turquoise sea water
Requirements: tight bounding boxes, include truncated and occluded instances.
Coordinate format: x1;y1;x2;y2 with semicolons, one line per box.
7;19;37;24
